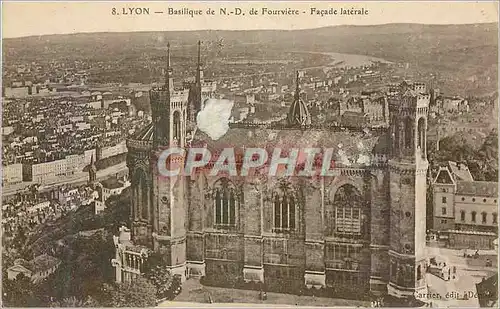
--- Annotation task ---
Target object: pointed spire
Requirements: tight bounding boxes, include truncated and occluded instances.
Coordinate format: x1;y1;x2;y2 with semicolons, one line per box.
294;70;300;100
287;70;311;127
165;42;171;89
197;40;201;67
196;40;203;84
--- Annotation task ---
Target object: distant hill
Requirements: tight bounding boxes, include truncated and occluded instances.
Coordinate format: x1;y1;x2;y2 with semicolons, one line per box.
3;23;498;95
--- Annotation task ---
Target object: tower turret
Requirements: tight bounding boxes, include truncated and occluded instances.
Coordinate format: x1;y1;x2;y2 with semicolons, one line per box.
188;41;204;125
387;83;429;300
150;42;185;148
287;71;311;126
196;40;204;84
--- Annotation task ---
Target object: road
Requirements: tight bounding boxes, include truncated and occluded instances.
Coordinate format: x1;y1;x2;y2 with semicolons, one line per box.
424;245;497;307
1;162;128;197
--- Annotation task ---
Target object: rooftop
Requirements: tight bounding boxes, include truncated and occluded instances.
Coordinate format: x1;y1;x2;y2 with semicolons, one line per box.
456;180;498;198
14;254;61;273
448;161;474;181
101;177;126;189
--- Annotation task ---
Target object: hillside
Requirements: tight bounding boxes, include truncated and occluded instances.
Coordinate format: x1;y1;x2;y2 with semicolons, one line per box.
3;23;498;95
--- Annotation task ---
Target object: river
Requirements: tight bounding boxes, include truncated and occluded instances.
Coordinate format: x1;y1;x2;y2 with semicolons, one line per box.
293;50;392;69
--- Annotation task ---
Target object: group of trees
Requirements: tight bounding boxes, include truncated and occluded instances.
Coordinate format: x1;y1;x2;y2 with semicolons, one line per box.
428;130;498;181
2;186;184;307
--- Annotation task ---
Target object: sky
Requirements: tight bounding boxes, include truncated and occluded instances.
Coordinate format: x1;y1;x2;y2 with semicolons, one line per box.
2;1;499;38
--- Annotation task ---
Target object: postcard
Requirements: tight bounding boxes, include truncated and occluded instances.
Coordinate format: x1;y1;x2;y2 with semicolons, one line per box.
1;1;498;308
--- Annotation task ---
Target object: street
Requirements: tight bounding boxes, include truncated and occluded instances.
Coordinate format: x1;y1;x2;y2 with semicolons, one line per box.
424;245;497;307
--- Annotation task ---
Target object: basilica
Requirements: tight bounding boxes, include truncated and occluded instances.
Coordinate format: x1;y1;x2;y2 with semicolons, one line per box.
112;42;430;301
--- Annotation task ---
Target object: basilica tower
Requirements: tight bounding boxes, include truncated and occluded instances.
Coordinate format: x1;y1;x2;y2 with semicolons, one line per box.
387;83;429;300
149;42;188;280
124;43;189;281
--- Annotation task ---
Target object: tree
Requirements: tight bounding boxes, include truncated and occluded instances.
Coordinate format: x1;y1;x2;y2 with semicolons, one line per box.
2;273;41;307
102;187;131;233
100;277;157;307
143;252;174;299
428;130;498;181
142;251;183;300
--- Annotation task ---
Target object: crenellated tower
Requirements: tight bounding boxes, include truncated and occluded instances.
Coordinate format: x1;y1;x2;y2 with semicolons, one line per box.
148;42;188;280
122;42;188;282
150;43;186;148
387;83;429;299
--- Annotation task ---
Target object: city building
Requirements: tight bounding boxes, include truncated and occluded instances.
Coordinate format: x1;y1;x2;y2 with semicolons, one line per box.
7;254;61;283
113;43;431;301
94;176;131;214
2;163;23;185
431;162;498;249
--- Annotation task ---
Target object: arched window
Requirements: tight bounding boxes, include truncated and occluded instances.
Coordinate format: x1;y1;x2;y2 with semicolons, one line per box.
471;211;477;223
493;213;498;224
482;212;487;224
331;184;367;237
460;210;465;221
173;111;181;141
273;183;296;232
213;178;236;227
417;265;422;281
417;117;426;157
133;170;149;221
404;117;413;148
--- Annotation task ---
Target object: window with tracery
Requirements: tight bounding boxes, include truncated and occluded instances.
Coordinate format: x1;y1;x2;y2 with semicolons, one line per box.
332;184;367;236
213;178;236;227
273;182;296;232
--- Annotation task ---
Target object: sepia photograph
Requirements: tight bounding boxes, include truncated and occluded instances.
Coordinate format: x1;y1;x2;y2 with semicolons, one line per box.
1;1;499;308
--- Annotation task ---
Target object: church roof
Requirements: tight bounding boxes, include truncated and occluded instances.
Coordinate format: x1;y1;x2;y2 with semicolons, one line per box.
456;181;498;198
131;122;154;142
192;126;389;167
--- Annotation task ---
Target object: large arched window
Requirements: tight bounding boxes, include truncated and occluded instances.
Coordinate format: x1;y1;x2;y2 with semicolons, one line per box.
213;178;236;227
404;117;413;149
273;182;296;232
133;169;149;221
173;111;181;141
331;184;367;237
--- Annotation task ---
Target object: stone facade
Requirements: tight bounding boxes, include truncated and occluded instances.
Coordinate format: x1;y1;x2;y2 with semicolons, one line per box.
114;44;430;302
432;164;498;235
